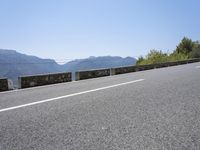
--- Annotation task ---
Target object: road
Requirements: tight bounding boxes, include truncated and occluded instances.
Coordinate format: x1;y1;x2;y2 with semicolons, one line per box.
0;62;200;150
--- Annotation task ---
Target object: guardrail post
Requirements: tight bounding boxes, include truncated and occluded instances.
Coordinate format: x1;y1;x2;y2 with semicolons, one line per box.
75;72;80;81
110;68;116;76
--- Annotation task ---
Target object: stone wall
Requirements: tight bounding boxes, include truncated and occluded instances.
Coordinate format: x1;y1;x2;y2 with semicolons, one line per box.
111;58;200;75
19;72;72;89
0;78;9;92
110;64;156;75
110;66;136;75
76;69;110;81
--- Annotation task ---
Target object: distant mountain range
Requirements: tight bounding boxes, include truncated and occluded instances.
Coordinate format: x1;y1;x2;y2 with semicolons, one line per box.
0;49;137;86
63;56;136;72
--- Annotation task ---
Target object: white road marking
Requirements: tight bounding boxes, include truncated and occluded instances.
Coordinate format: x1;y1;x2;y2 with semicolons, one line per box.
196;66;200;69
0;79;145;113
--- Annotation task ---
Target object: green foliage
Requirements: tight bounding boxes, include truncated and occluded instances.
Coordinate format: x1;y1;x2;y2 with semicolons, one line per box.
146;50;168;63
136;37;200;65
168;52;189;61
137;50;168;65
175;37;200;58
136;56;144;65
175;37;194;55
190;41;200;58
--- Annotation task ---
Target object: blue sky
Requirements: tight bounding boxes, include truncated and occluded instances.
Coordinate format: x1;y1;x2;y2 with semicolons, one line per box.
0;0;200;62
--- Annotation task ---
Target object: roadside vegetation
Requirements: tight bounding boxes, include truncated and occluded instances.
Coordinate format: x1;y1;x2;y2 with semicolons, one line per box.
137;37;200;65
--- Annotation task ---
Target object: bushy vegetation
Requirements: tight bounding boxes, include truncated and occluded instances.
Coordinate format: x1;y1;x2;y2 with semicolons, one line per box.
137;37;200;65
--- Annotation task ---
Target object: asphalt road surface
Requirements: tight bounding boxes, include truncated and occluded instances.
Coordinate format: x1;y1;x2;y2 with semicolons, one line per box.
0;62;200;150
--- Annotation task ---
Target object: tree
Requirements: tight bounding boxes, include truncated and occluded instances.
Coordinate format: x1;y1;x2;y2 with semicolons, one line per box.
176;37;194;55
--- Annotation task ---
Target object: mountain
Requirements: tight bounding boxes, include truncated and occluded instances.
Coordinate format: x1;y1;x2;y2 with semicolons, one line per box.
0;49;137;87
63;56;137;72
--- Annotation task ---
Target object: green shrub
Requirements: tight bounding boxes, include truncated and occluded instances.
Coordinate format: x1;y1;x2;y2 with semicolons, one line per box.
168;52;189;61
190;41;200;58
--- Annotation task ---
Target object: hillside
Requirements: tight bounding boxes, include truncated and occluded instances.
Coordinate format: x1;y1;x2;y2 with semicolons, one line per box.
0;49;136;86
